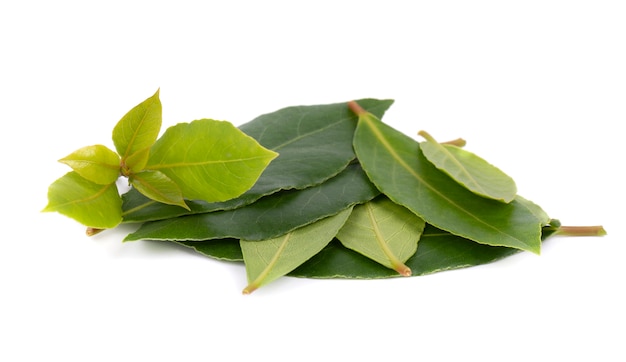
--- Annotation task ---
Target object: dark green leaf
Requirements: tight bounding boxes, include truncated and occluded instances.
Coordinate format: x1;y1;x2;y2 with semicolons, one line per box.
43;171;122;228
352;107;548;254
121;99;394;222
112;89;161;173
145;119;278;203
58;144;120;185
124;163;379;242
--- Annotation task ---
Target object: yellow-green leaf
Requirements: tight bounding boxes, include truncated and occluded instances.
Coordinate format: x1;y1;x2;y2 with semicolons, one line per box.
112;89;161;173
146;119;278;203
43;172;122;228
336;196;425;276
130;170;189;210
240;208;352;294
58;144;120;185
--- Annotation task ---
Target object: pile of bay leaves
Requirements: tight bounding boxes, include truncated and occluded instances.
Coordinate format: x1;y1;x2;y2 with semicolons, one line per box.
120;98;599;294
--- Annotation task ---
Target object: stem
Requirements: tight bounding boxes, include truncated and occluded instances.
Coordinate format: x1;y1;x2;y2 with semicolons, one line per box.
556;225;607;236
441;137;467;147
348;100;367;116
86;227;105;236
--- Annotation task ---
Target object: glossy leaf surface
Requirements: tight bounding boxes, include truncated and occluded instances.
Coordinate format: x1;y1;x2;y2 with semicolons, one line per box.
352;106;548;254
419;130;517;202
43;171;122;228
241;208;352;294
130;170;189;210
112;89;161;172
145;119;278;203
336;197;425;276
121;99;394;222
58;144;120;185
124;163;379;242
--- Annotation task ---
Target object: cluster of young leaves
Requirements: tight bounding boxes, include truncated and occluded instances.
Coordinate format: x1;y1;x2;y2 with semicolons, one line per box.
116;98;604;294
45;93;605;294
43;90;278;232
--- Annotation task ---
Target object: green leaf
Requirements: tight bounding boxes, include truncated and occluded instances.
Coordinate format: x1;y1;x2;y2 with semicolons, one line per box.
112;89;162;173
124;163;379;242
351;103;548;254
336;196;425;276
176;238;243;262
418;130;517;202
121;99;394;223
130;170;189;210
58;145;120;185
241;207;352;294
43;171;122;228
145;119;278;203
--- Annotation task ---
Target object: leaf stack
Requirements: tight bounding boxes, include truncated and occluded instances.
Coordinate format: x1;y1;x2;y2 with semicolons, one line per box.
45;92;606;294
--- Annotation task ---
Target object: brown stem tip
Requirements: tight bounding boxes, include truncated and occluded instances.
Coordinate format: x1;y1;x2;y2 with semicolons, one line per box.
348;100;367;116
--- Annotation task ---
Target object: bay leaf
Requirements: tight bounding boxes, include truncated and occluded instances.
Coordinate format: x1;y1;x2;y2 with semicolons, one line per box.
145;119;278;203
336;196;425;276
418;130;517;203
129;170;189;210
351;103;548;254
124;163;379;242
58;144;120;185
121;98;394;222
43;171;122;228
240;208;352;294
112;89;161;173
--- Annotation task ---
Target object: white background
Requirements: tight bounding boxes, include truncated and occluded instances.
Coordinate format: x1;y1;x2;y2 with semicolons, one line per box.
1;1;624;361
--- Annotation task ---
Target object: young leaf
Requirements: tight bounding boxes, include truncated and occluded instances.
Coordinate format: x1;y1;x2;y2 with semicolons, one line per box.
350;102;548;254
43;172;122;228
124;163;379;242
121;99;394;222
58;144;120;185
418;130;517;203
112;89;162;173
130;170;189;210
240;207;353;294
145;119;278;203
336;196;425;276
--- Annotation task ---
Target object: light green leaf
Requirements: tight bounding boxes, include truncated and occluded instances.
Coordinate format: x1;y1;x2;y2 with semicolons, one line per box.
130;170;189;210
336;196;425;276
58;144;120;185
350;102;548;254
145;119;278;203
418;130;517;202
112;89;162;173
240;207;352;294
43;171;122;228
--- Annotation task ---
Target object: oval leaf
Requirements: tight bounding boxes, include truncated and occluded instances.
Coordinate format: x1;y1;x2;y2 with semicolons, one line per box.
350;103;548;254
43;171;122;228
112;89;162;172
124;163;379;242
145;119;278;203
121;99;394;222
58;144;120;185
336;196;425;276
130;170;189;210
418;130;517;202
241;207;352;294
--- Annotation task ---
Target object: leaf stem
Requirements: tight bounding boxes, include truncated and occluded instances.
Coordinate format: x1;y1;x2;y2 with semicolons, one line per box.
556;225;607;237
441;138;467;147
348;100;367;116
